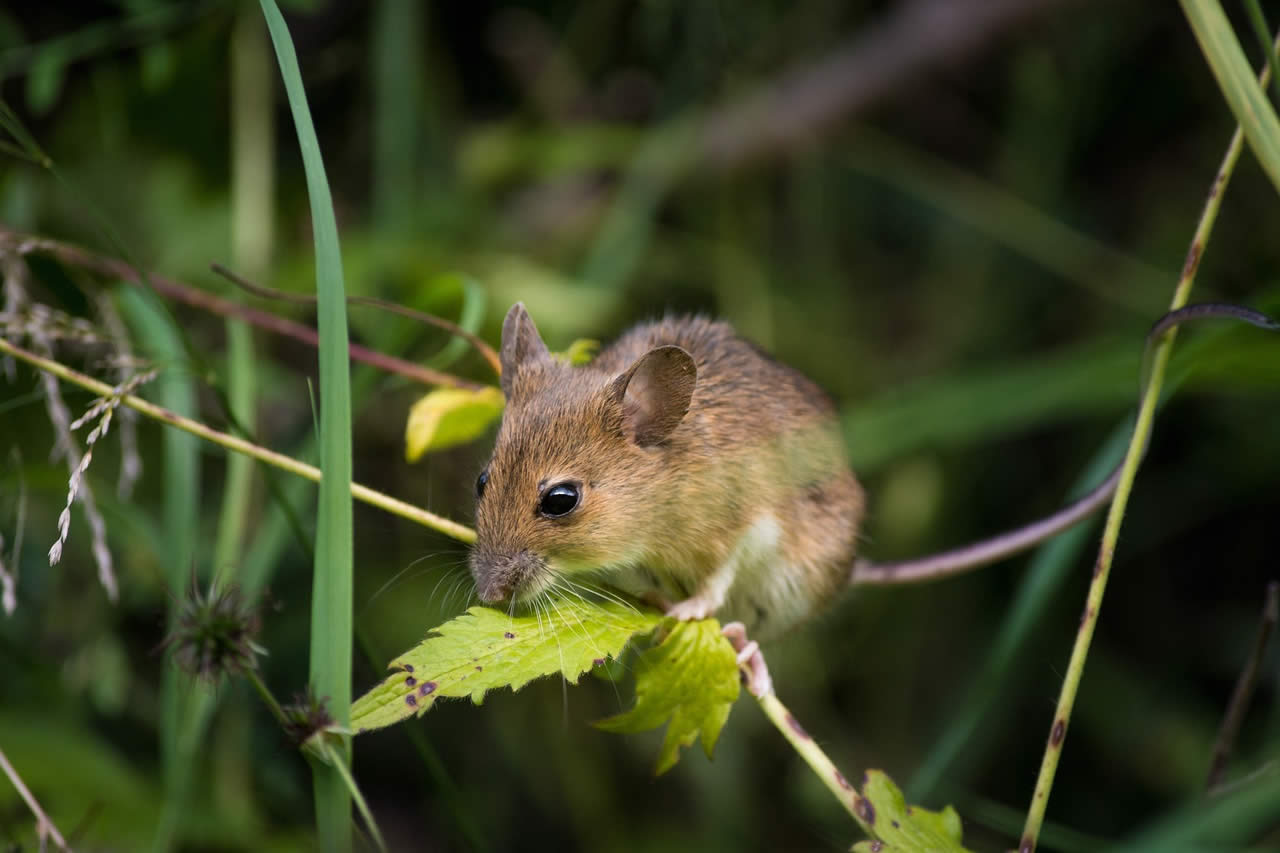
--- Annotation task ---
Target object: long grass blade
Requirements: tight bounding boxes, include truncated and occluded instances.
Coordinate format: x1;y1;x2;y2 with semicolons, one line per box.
116;286;200;851
1181;0;1280;194
259;2;357;850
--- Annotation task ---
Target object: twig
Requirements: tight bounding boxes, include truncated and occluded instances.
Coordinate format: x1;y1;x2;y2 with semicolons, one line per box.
720;623;875;837
754;691;876;837
0;228;485;391
1205;581;1280;790
0;334;477;544
1017;30;1279;853
210;262;502;376
0;746;72;851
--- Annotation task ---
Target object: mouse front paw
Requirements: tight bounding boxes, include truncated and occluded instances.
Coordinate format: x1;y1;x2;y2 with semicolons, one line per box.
665;596;716;622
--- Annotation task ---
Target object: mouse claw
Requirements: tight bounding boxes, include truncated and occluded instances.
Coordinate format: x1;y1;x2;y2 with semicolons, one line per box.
720;621;773;697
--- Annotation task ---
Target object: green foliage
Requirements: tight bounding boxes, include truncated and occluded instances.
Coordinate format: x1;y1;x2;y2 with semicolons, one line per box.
850;771;969;853
404;385;505;461
596;619;740;774
351;598;662;732
6;3;1280;851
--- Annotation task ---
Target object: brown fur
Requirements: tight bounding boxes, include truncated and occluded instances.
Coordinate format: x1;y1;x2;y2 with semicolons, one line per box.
470;304;864;639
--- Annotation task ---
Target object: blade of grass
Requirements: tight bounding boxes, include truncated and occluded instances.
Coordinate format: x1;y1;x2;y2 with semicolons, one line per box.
371;0;425;230
259;3;357;851
1117;764;1280;851
1181;0;1280;194
115;287;200;851
151;11;276;850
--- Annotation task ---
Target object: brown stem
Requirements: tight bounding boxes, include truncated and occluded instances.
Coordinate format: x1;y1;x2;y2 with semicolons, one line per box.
210;262;501;375
0;228;486;391
1206;580;1280;790
0;747;72;851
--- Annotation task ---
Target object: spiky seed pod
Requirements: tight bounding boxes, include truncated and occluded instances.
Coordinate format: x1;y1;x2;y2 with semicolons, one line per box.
282;688;336;747
161;578;262;680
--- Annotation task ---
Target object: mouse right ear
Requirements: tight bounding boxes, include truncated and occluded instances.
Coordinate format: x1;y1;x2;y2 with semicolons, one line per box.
610;345;696;447
500;302;550;397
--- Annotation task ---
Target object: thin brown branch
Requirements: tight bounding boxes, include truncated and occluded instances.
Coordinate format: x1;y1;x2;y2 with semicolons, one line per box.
209;262;502;376
0;228;486;391
1206;580;1280;790
0;746;72;851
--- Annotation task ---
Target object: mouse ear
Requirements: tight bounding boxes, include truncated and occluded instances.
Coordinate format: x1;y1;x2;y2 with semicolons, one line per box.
500;302;551;397
610;345;696;447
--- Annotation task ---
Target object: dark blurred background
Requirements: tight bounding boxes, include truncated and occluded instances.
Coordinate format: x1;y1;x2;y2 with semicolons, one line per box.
1;0;1279;850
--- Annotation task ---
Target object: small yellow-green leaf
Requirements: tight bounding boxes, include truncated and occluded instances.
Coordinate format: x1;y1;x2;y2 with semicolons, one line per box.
552;338;600;366
351;597;661;733
595;619;740;774
849;770;970;852
404;385;504;461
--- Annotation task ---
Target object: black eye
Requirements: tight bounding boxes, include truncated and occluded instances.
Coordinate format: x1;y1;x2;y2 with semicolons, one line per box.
539;483;580;518
476;470;489;499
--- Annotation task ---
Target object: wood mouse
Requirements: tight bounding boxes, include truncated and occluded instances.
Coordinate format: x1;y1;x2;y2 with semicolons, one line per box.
470;303;1122;640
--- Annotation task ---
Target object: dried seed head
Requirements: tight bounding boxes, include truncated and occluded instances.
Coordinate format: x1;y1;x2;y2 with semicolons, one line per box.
282;688;336;746
160;575;262;680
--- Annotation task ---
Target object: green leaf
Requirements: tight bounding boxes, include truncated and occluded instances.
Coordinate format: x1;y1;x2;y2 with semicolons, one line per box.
404;385;504;461
850;770;970;853
595;619;740;775
552;338;600;366
352;598;661;733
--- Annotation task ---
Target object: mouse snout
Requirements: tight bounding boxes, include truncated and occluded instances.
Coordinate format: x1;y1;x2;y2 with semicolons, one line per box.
470;549;543;603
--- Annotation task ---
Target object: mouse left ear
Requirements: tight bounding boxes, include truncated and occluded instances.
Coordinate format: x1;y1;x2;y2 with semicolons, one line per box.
610;345;696;446
500;302;551;397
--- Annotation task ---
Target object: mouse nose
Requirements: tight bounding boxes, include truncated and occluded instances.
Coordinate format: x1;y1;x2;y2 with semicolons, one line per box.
470;549;540;603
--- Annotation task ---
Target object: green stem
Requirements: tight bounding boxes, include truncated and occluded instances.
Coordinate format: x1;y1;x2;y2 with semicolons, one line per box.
245;668;289;730
0;335;476;544
755;691;874;836
319;740;389;853
1018;58;1257;853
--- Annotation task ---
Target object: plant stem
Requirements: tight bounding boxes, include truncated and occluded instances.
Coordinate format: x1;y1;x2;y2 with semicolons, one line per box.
1205;581;1279;790
0;747;71;851
245;669;290;730
1018;56;1258;853
0;335;476;544
0;229;484;391
754;691;874;837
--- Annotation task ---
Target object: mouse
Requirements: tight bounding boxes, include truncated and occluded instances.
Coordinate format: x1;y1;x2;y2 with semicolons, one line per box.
469;302;1122;641
470;303;864;640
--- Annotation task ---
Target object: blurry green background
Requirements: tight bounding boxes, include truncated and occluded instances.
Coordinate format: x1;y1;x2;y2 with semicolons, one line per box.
2;0;1280;850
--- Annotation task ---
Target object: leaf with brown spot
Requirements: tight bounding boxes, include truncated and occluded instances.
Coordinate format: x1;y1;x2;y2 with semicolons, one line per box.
850;770;970;852
351;598;661;732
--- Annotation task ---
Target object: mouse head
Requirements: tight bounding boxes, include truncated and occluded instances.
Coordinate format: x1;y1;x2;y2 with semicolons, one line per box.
469;303;696;605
